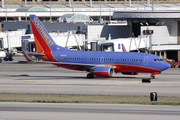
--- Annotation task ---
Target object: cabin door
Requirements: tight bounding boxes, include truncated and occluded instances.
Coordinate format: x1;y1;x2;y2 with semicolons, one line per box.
100;57;104;63
143;56;149;66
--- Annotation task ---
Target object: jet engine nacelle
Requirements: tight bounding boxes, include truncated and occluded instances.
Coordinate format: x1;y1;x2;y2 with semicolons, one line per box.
93;66;114;77
121;72;138;75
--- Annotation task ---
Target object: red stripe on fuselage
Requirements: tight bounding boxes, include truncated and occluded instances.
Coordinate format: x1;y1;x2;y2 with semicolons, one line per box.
113;64;160;73
56;63;160;73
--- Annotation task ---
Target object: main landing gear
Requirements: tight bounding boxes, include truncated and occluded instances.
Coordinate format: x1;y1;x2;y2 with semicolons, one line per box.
87;73;94;79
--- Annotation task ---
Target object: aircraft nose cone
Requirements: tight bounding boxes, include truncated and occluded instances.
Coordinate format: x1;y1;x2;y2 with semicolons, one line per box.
163;61;171;70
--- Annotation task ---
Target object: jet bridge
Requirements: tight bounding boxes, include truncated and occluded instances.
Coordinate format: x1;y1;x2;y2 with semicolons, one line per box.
98;36;150;52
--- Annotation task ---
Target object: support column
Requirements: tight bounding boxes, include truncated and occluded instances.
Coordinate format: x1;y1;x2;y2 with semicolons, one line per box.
129;0;131;6
178;21;180;44
178;51;180;61
155;51;157;56
164;51;167;60
159;51;162;58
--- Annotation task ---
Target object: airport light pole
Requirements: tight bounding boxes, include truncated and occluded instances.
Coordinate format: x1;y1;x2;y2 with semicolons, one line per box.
5;0;7;21
25;0;27;22
129;0;131;7
100;0;101;23
152;0;154;11
109;0;111;21
50;0;52;22
90;0;92;7
69;0;71;7
147;0;150;6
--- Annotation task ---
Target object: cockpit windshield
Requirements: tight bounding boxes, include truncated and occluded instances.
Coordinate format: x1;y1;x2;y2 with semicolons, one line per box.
154;59;163;62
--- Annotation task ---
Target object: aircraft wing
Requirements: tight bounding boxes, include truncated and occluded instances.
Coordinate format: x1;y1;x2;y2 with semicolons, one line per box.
33;60;116;69
22;49;115;69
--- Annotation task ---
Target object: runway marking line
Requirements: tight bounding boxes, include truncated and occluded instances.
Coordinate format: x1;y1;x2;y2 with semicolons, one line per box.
13;79;38;82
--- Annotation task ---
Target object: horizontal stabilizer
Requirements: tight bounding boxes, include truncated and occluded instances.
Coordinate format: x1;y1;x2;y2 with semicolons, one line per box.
21;49;33;62
26;52;45;56
121;44;127;52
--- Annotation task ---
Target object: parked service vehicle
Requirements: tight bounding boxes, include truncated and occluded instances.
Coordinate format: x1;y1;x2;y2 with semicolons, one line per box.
0;50;6;63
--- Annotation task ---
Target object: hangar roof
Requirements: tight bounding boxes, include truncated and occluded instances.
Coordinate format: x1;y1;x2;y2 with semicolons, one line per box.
2;4;180;10
113;12;180;19
16;7;47;12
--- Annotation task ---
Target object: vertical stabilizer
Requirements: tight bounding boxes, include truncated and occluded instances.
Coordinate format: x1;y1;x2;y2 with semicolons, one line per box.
29;14;70;53
121;44;127;52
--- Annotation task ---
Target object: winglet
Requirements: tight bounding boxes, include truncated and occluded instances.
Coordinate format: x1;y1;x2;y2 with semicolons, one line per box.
22;49;33;62
121;44;127;52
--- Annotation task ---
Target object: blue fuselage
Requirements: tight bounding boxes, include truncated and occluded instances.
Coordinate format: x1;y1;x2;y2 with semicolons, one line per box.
51;50;170;73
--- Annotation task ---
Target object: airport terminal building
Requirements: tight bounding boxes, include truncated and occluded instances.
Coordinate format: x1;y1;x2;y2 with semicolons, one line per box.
1;1;180;61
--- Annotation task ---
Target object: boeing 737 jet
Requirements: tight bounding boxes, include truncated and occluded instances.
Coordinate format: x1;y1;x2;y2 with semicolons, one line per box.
23;14;170;79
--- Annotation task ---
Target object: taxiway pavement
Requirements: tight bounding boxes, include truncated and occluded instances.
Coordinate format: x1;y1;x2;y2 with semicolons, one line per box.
0;56;180;120
0;102;180;120
0;56;180;97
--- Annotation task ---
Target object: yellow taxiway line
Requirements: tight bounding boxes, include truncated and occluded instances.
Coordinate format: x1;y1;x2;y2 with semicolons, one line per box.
13;79;38;82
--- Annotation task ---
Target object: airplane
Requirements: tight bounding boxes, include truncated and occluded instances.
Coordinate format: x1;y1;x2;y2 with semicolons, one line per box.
23;14;170;79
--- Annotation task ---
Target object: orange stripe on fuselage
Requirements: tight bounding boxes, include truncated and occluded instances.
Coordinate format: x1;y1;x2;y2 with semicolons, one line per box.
34;36;44;53
34;36;50;61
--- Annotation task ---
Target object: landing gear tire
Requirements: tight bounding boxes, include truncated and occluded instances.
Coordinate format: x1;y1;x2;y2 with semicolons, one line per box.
0;59;2;63
150;75;155;79
87;73;94;79
142;78;151;83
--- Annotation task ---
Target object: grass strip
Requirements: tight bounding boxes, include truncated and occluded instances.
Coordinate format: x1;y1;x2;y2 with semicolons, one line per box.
0;93;180;105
